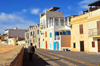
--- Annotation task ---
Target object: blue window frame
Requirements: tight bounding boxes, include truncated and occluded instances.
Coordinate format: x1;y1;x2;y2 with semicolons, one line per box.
50;33;52;38
68;30;71;35
30;32;32;36
55;32;57;37
37;30;39;34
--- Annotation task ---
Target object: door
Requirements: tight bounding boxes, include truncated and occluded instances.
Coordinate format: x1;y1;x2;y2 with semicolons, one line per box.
97;21;100;35
46;41;47;49
57;41;59;50
80;41;84;51
98;39;100;52
54;42;55;50
39;42;40;48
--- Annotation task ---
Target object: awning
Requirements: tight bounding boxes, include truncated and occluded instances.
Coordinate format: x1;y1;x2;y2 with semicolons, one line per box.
55;28;70;31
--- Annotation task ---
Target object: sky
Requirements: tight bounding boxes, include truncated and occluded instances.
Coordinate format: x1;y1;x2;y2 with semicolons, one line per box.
0;0;97;34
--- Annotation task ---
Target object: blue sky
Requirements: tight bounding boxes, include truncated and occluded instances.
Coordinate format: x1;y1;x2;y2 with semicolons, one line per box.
0;0;97;34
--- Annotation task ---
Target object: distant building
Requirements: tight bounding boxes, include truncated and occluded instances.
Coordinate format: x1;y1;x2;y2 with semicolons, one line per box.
5;27;25;40
25;29;29;47
0;34;6;45
28;24;40;48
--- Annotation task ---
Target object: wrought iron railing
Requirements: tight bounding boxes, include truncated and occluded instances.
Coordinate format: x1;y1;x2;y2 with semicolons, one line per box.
89;28;100;36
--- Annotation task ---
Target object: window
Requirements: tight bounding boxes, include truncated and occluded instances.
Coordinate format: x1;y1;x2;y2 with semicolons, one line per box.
41;20;42;26
92;41;95;47
79;25;83;34
37;30;39;35
33;31;34;36
10;40;11;42
16;40;18;42
30;40;31;43
43;19;45;22
60;32;62;35
26;34;27;37
50;33;52;38
45;32;47;37
30;32;32;36
33;39;35;43
73;43;76;48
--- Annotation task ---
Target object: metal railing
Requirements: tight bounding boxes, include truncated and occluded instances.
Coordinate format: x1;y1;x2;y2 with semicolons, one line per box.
89;28;100;36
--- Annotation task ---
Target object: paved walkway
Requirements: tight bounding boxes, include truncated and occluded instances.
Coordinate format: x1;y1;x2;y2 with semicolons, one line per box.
22;48;50;66
23;48;100;66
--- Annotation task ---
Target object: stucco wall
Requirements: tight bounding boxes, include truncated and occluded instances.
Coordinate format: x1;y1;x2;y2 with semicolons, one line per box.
89;9;100;17
71;21;89;52
8;38;18;45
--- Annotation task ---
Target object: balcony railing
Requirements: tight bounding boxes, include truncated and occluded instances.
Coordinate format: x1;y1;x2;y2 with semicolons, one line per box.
89;28;100;36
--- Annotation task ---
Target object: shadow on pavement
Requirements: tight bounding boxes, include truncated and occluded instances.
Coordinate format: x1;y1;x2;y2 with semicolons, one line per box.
22;48;50;66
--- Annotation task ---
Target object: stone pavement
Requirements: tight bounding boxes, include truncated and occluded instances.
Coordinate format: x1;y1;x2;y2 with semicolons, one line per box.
22;48;50;66
23;48;100;66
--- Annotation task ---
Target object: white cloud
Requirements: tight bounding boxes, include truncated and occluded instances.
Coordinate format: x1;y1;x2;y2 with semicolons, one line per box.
78;11;83;14
0;12;36;34
68;7;71;10
79;0;96;9
31;9;40;14
43;9;48;13
22;9;27;12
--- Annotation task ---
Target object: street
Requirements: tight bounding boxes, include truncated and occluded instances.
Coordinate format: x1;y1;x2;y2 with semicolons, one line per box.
23;48;100;66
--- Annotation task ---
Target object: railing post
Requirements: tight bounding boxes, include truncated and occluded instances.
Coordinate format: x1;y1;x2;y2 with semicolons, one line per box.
58;18;60;26
53;18;55;26
48;20;49;27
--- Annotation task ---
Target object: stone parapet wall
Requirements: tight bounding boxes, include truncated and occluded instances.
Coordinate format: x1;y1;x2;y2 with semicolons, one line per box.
0;46;24;66
0;46;18;53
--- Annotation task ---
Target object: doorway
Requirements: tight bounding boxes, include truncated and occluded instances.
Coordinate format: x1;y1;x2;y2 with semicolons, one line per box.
46;41;47;49
98;39;100;52
80;41;84;51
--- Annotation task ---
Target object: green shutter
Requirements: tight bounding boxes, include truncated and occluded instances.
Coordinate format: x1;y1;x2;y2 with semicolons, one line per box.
33;39;35;43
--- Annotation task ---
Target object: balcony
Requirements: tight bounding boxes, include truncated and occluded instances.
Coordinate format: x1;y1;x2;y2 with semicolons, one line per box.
40;25;43;29
89;28;100;37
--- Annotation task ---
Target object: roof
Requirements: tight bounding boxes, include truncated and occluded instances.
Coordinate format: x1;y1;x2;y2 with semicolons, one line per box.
83;10;88;12
88;0;100;6
48;7;60;11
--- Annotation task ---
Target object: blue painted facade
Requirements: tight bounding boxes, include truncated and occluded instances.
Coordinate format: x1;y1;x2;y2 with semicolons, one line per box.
57;41;59;50
41;41;43;48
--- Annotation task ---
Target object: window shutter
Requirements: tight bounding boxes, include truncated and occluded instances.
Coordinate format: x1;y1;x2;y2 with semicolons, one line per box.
80;25;83;34
45;32;47;37
92;41;95;47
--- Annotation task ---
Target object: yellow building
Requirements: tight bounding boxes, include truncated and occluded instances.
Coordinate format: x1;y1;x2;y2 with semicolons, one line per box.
70;14;89;52
8;37;18;45
87;0;100;53
70;0;100;53
18;39;25;47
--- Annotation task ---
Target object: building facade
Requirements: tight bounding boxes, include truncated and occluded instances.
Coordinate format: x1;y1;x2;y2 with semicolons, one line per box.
70;0;100;53
40;7;72;51
28;24;40;47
